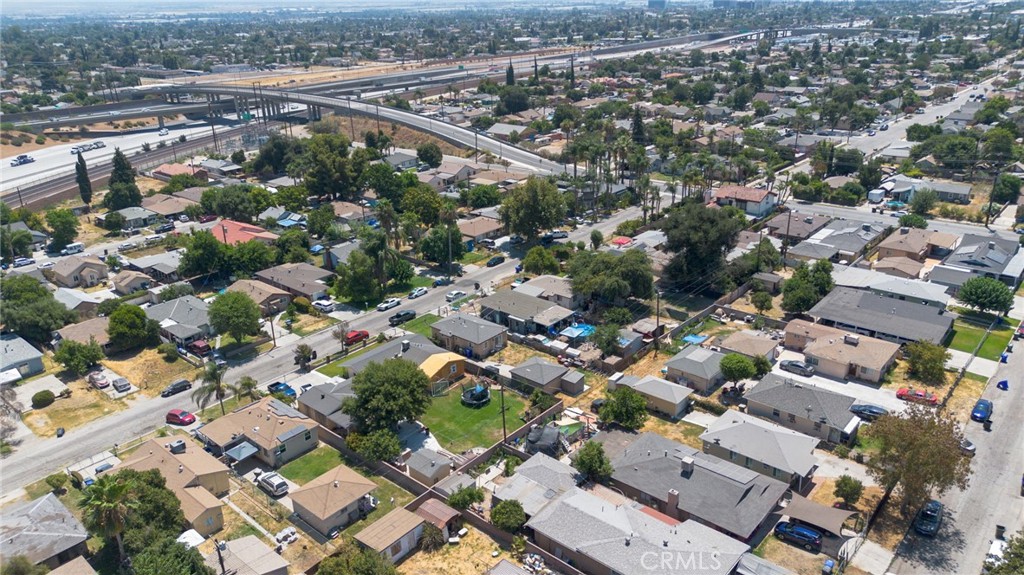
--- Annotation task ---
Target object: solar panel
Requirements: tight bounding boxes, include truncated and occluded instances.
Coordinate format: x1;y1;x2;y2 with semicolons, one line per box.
694;454;761;484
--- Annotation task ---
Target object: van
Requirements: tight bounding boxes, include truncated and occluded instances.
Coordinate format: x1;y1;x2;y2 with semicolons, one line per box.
61;242;85;255
258;472;289;497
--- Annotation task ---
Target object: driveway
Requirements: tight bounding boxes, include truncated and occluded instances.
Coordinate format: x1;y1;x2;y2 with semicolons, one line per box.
772;350;906;413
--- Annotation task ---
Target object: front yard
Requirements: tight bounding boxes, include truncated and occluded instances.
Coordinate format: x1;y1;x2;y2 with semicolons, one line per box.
279;445;342;485
22;378;126;436
101;348;202;398
401;313;440;338
420;384;528;454
948;313;1018;361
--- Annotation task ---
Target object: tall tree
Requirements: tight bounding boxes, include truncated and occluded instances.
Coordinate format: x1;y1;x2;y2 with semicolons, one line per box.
498;177;566;243
341;358;431;432
75;152;92;206
600;386;648;430
208;291;261;344
720;353;756;383
192;363;228;416
0;275;75;343
958;277;1014;315
416;142;443;168
109;148;137;187
231;376;261;402
132;537;214;575
180;230;227;278
662;202;745;288
81;474;137;563
107;304;158;351
53;338;104;376
506;59;515;86
574;441;614;481
45;208;79;250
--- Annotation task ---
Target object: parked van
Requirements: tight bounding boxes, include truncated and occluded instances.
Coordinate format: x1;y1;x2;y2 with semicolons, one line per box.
61;242;85;255
258;472;289;497
188;340;212;357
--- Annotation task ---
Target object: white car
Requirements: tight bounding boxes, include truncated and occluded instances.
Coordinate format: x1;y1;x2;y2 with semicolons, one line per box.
377;298;401;311
446;290;467;302
312;300;336;313
158;128;169;136
38;261;54;269
408;287;428;299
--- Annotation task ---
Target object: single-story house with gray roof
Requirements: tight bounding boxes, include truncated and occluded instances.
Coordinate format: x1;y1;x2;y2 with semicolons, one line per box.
493;453;579;517
665;346;726;394
431;313;507;359
296;379;355;434
145;295;213;346
510;357;582;394
404;448;453;486
114;206;159;229
608;373;694;419
808;287;953;345
743;374;859;444
700;410;819;490
0;334;44;380
478;290;574;336
0;494;88;569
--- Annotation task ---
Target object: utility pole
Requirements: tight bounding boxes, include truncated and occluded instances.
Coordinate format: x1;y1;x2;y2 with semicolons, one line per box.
500;381;507;444
654;291;662;357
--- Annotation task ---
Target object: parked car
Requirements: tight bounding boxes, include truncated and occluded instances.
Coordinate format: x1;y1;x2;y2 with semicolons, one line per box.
486;255;505;267
960;438;976;457
267;382;297;399
985;539;1008;571
780;360;815;377
118;242;137;251
897;387;939;406
867;129;877;136
88;372;110;389
165;409;196;426
199;214;217;223
179;214;190;222
12;257;35;268
913;500;943;536
38;261;54;269
446;290;467;302
433;277;453;287
890;210;908;218
388;309;417;326
154;222;175;234
377;298;401;311
849;404;889;422
209;351;227;369
161;379;192;397
258;472;289;497
971;399;993;422
344;330;370;345
550;230;569;239
880;124;889;131
312;299;336;313
112;378;131;393
408;287;428;299
774;522;823;551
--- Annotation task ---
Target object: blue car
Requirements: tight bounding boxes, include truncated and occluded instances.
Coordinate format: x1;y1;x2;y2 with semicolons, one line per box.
774;521;823;552
971;399;993;422
267;382;297;399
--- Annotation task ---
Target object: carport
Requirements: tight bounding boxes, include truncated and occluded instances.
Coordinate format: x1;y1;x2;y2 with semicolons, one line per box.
784;493;859;536
224;441;259;463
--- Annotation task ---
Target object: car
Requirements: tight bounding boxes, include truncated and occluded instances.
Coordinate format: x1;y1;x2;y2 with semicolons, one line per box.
880;124;889;131
94;462;114;475
179;214;190;222
10;154;35;167
849;404;889;422
12;257;35;268
540;233;555;244
118;242;137;251
158;128;169;136
112;378;131;393
258;472;289;497
199;214;217;223
210;352;227;369
88;372;110;389
312;299;336;313
486;256;505;267
92;141;105;149
388;309;417;326
446;290;467;302
890;210;908;218
971;398;993;422
779;360;815;377
985;539;1008;571
550;230;569;239
408;287;428;299
774;521;823;551
509;235;525;245
477;238;496;249
960;438;976;457
38;261;54;269
165;409;196;426
154;222;175;234
867;129;877;136
913;500;943;536
161;379;192;397
267;382;297;398
433;277;453;287
915;108;926;114
897;387;939;406
377;298;401;311
344;330;370;345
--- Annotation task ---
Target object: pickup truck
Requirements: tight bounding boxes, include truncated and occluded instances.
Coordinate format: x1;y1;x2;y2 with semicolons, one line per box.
10;154;35;166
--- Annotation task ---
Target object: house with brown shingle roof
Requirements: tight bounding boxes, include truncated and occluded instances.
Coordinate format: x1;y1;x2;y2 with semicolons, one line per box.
53;316;112;352
875;227;934;261
111;269;152;295
195;397;318;468
52;256;107;288
289;464;377;537
143;194;200;219
457;216;504;243
873;256;924;279
226;279;292;316
784;319;899;383
712;185;778;217
254;263;332;301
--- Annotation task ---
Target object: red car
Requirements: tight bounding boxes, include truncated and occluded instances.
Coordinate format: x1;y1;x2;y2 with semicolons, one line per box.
344;330;370;345
198;214;217;223
166;409;196;426
897;387;939;406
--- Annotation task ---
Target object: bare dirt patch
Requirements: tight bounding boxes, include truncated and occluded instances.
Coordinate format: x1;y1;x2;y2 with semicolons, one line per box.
943;372;987;422
728;292;785;320
866;497;914;551
489;343;544;367
808;478;884;530
884;359;954;391
398;526;515;575
316;115;467;157
641;416;705;449
102;348;202;398
22;378;126;436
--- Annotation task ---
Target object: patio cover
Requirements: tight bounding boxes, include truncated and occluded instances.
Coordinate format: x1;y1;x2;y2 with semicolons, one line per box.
224;441;259;462
784;493;858;536
560;326;585;339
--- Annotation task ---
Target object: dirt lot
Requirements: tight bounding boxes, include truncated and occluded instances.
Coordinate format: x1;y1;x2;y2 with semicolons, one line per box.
102;348;202;398
489;343;544;367
399;527;514;575
623;349;673;379
317;115;466;157
22;378;126;436
728;291;786;320
943;372;988;422
641;416;705;449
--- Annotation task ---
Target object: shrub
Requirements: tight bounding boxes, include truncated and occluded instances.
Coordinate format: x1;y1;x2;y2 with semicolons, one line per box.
35;135;46;145
32;390;55;409
834;445;851;459
293;297;312;314
614;218;643;237
491;500;526;533
158;342;179;362
448;486;485;510
45;473;68;493
420;524;446;552
504;457;521;477
691;396;727;415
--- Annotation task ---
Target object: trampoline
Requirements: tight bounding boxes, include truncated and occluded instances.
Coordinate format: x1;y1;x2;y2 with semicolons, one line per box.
461;383;491;408
683;334;709;344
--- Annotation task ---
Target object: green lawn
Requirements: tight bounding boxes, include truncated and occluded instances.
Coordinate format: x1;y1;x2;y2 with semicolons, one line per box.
384;275;434;298
341;475;413;538
420;386;528;453
401;313;440;337
278;445;343;485
317;341;384;377
949;318;1017;361
459;250;491;265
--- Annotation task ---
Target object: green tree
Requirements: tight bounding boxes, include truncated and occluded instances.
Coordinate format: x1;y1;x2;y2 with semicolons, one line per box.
465;184;501;209
590;229;603;250
909;188;938;215
498;86;530;114
663;202;745;287
109;148;136;187
294;343;314;371
81;474;137;563
231;149;247;165
420;523;446;552
448;485;485;510
591;323;622;356
419;224;465;264
987;533;1024;575
101;182;143;211
574;441;613;481
491;499;526;533
192;363;228;415
209;291;261;343
569;249;654;301
102;211;126;231
416;142;443;168
601;386;648;430
0;557;49;575
75;152;92;206
603;307;633;326
306;204;336;238
159;283;195;302
316;548;397;575
753;355;772;378
833;474;864;507
522;246;559;275
116;468;189;555
0;227;33;263
335;250;381;302
751;291;773;315
230;376;262;402
107;304;158;351
992;174;1022;204
781;261;833;313
342;358;431;432
720;353;756;383
401;184;444;226
0;275;76;343
866;405;971;514
347;429;402;462
132;537;214;575
179;231;227;277
45;472;68;494
229;240;278;277
899;213;928;229
45;208;79;250
959;276;1014;314
53;337;104;376
499;177;566;243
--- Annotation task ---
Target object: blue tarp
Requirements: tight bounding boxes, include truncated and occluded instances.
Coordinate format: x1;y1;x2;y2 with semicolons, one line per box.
224;441;259;462
683;334;709;344
560;326;585;339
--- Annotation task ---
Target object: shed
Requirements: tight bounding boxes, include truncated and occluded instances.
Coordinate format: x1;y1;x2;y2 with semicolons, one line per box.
355;508;425;563
414;499;461;538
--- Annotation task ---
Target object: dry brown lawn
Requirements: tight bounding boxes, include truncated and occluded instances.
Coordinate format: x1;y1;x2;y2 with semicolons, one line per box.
398;526;514;575
137;176;167;194
23;378;126;436
489;343;543;367
102;348;202;398
866;497;915;551
281;313;338;337
943;373;988;422
229;481;327;571
808;478;884;530
623;349;671;379
884;359;954;390
728;292;785;320
641;416;705;449
74;216;113;247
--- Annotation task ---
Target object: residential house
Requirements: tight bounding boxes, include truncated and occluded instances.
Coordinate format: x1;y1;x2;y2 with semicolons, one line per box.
290;464;377;537
202;536;288;575
255;263;333;301
53;317;113;353
712;185;778;218
111;270;152;295
700;411;819;490
593;430;788;542
355;508;424;564
513;275;579;310
53;288;106;319
704;105;732;121
493;454;579;517
486;122;530;141
458;216;504;245
342;335;465;382
118;439;230;536
615;328;645;358
52;255;107;288
384;152;418;171
195;397;319;468
786;241;840;265
664;346;726;394
332;201;370;225
808;287;953;344
718;330;779;361
115;206;159;229
510;357;582;395
146;295;213;346
812;221;888;261
784;320;900;383
405;448;453;486
212;219;279;246
743;374;859;444
127;249;184;283
297;379;355;434
478;290;575;336
226;279;292;316
765;212;831;242
528;487;749;575
884;174;972;204
323;240;362;271
873;256;924;279
0;334;44;380
752;271;784;293
608;373;694;419
413;499;461;539
199;158;242;178
436;161;480;185
930;234;1024;291
431;313;507;359
153;162;208;181
5;221;48;250
832;265;951;308
0;494;88;569
49;557;96;575
875;227;959;262
143;194;199;220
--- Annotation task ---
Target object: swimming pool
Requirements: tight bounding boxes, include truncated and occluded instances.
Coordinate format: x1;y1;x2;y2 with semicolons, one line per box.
576;323;596;337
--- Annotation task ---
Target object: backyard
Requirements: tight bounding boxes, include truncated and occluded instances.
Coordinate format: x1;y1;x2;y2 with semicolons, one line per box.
398;527;514;575
401;313;440;338
420;384;529;454
279;444;343;485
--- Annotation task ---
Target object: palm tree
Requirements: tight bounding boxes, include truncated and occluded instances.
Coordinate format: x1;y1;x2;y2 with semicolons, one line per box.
81;475;137;563
231;376;261;402
376;199;400;249
192;363;228;416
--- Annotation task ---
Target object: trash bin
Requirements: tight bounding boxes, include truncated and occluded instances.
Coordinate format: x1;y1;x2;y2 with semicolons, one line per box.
984;419;993;431
822;559;835;574
997;525;1006;539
